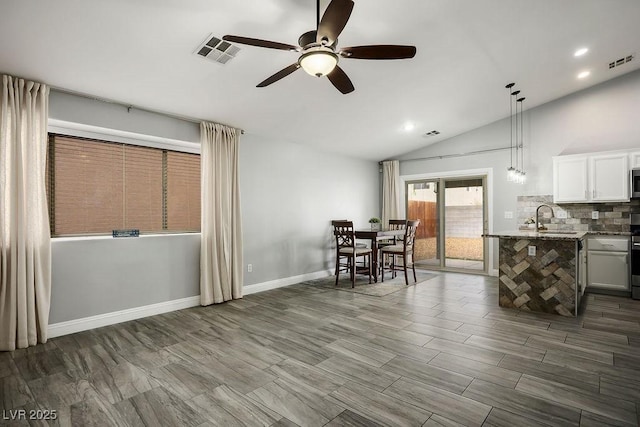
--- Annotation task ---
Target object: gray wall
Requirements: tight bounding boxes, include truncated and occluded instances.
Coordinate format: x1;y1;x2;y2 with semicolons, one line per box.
399;69;640;270
240;133;379;285
50;234;200;323
48;90;379;323
50;91;200;142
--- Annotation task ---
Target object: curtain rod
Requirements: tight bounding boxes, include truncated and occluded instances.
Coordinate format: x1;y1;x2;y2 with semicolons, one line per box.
51;86;245;134
381;144;522;164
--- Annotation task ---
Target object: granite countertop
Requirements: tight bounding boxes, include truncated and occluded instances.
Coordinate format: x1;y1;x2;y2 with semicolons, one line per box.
483;230;589;240
586;231;632;236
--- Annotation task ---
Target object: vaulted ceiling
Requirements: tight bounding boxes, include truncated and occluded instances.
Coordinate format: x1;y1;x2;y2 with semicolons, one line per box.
1;0;639;160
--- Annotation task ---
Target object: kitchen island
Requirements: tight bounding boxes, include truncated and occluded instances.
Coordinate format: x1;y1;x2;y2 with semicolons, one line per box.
484;230;587;317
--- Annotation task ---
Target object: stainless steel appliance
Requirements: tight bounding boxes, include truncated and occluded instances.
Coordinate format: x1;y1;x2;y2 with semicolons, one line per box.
632;169;640;199
631;214;640;299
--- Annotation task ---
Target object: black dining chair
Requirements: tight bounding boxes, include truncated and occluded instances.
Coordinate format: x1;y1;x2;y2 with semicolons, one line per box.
378;219;407;273
332;220;372;287
381;219;420;285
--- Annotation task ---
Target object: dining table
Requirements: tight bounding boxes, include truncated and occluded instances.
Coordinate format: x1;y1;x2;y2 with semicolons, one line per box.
355;228;406;282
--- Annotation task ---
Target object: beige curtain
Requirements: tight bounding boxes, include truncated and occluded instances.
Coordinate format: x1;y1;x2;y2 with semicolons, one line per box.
382;160;401;227
200;122;243;305
0;75;51;351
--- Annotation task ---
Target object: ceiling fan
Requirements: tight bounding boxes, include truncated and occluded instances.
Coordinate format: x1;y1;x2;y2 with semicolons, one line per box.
223;0;417;94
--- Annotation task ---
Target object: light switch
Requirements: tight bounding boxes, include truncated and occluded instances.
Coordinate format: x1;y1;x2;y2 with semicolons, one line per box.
592;211;599;220
247;264;253;272
528;246;536;256
504;211;513;219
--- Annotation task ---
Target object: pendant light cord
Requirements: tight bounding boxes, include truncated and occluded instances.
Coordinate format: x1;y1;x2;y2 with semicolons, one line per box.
519;97;526;174
512;89;520;171
505;83;515;169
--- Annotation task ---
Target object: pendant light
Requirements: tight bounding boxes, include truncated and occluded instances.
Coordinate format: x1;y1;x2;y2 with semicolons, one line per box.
517;96;526;184
511;89;521;181
505;83;516;181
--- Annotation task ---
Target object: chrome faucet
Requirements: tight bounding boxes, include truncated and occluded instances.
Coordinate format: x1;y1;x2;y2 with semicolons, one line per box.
536;204;554;231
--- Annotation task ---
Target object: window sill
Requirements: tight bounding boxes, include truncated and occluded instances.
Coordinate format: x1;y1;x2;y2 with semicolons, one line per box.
52;233;201;242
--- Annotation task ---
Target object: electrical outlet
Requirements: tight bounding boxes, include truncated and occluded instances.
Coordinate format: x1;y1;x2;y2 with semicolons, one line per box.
592;211;599;220
247;264;253;272
504;211;513;219
557;210;568;219
528;246;536;256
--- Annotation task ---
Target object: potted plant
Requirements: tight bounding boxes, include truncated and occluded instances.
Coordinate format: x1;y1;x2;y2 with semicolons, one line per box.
369;217;381;231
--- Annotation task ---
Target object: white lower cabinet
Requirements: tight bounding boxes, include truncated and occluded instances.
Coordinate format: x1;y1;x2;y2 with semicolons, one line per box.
587;237;630;292
578;243;587;294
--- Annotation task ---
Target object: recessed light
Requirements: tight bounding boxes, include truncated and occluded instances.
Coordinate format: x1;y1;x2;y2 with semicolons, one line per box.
574;47;589;57
403;122;415;132
577;70;591;79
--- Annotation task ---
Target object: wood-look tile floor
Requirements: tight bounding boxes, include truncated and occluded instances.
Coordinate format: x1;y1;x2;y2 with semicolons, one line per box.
3;272;640;426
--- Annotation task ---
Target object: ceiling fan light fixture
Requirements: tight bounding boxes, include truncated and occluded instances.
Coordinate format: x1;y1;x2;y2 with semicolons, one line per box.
299;49;338;77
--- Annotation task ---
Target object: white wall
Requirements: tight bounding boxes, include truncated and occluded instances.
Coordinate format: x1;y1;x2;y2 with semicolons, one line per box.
398;69;640;270
48;90;379;325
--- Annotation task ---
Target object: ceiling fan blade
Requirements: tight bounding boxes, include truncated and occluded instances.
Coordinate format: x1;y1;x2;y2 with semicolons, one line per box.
222;35;298;51
257;63;301;87
327;65;354;94
340;45;417;60
317;0;354;46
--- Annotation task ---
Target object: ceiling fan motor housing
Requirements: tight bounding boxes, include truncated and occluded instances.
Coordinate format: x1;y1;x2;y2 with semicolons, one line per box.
298;30;337;50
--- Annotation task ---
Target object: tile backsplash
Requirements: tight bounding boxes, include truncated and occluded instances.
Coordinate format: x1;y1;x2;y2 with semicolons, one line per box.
517;195;640;233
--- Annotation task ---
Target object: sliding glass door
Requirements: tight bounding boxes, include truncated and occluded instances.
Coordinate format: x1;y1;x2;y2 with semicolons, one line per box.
407;176;487;273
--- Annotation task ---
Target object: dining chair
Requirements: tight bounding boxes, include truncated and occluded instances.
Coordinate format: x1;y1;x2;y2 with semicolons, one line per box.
332;220;372;287
380;219;420;286
332;219;367;248
378;219;407;272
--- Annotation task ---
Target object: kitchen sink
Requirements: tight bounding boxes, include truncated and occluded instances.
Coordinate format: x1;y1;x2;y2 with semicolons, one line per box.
537;231;577;234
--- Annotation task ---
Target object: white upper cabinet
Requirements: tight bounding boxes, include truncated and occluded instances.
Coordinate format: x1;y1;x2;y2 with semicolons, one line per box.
553;156;588;202
630;151;640;169
590;153;629;202
553;150;630;203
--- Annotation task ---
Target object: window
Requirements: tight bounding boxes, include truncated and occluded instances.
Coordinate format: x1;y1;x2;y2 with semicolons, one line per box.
47;134;200;236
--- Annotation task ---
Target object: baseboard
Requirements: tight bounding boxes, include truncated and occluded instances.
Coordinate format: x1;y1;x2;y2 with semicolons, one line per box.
243;269;333;295
48;270;333;338
47;295;201;338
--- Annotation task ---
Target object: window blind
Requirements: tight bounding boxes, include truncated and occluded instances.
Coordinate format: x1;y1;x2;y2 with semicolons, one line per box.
47;134;200;236
166;151;201;232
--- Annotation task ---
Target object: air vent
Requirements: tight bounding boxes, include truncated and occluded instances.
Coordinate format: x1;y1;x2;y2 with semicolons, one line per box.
423;130;441;137
195;34;240;64
609;54;634;70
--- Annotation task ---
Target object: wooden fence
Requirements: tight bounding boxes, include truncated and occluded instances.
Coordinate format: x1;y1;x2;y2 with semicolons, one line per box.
407;201;437;238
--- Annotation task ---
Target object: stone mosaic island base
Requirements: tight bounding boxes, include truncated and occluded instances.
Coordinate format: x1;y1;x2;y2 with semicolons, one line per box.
484;231;587;317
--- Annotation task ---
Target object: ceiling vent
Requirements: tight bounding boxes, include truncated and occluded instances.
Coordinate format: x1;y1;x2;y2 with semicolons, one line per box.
195;34;240;64
609;54;634;70
423;130;441;137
